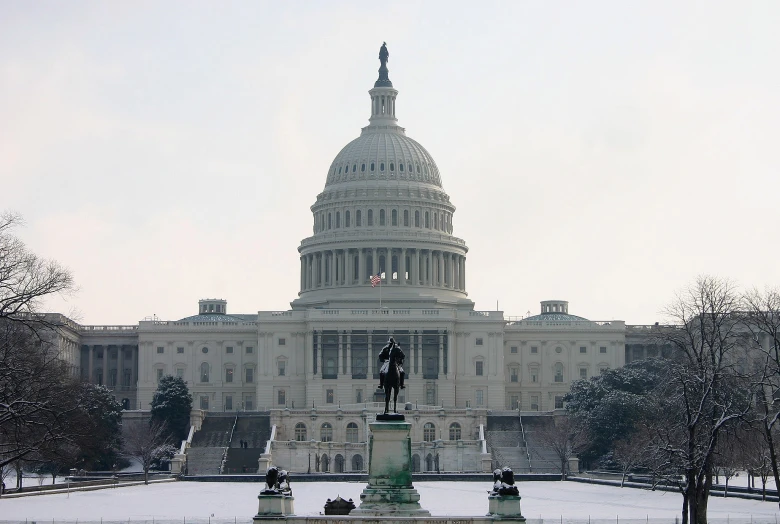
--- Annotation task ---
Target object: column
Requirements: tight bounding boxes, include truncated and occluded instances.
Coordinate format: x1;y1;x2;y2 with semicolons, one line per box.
346;332;352;375
453;255;459;290
300;256;305;290
400;248;407;285
132;346;138;387
329;250;336;287
460;256;466;291
101;346;108;386
118;345;124;388
438;333;444;375
319;252;326;288
416;333;423;375
367;332;374;378
359;249;366;284
344;250;351;285
411;249;418;285
438;252;444;288
307;254;313;289
386;248;392;284
317;332;324;377
338;333;344;376
372;248;378;277
88;345;94;382
305;331;314;378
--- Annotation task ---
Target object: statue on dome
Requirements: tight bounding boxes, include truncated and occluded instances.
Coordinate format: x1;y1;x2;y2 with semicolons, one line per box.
375;42;392;88
379;42;389;66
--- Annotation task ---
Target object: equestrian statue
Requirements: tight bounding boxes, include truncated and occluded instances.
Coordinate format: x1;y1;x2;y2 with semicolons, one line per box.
378;337;406;414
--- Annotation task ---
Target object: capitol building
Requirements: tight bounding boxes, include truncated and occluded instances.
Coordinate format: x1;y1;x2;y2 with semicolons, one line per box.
49;45;659;473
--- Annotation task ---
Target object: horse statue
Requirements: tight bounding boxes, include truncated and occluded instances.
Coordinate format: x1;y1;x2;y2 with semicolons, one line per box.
378;337;405;414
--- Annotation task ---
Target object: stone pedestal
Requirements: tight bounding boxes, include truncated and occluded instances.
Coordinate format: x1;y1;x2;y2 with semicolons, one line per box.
171;453;186;475
351;419;430;517
258;453;272;474
487;495;525;520
254;493;295;520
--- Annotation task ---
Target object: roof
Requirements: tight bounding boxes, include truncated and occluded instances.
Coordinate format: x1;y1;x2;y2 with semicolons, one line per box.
523;312;589;322
177;313;257;323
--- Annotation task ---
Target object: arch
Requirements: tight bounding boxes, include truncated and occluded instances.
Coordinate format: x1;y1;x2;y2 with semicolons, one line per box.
335;211;340;228
328;213;332;230
380;162;385;172
294;422;307;441
391;209;398;226
321;422;333;442
379;209;385;226
415;210;420;227
346;422;359;443
399;163;404;172
345;210;351;227
434;213;438;230
356;210;362;226
390;162;395;171
423;422;436;442
449;422;461;441
200;362;209;383
370;162;375;171
403;209;409;227
352;164;357;173
368;209;374;226
425;211;430;228
352;454;364;472
321;453;330;472
334;454;345;473
412;454;421;472
425;453;433;472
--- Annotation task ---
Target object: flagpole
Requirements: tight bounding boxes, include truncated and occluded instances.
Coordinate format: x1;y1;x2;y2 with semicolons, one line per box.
379;274;382;309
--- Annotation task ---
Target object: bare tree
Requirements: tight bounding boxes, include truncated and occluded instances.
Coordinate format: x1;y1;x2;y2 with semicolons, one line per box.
742;286;780;508
613;432;649;487
647;276;754;524
122;420;176;484
533;415;587;480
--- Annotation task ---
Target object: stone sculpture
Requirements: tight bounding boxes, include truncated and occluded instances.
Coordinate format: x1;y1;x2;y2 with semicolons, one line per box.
378;337;405;415
491;467;520;496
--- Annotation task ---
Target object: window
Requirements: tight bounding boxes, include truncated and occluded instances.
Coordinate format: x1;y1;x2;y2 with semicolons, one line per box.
449;422;461;441
510;368;518;383
379;209;385;226
278;360;286;376
345;211;350;227
277;389;286;405
157;368;164;381
200;362;209;382
244;396;253;411
356;389;363;403
555;346;563;354
245;367;254;383
425;211;430;228
403;210;409;226
176;368;184;378
530;367;539;383
356;210;362;226
246;346;253;354
295;422;307;441
177;347;184;354
226;368;234;383
600;346;607;354
157;346;164;354
555;396;564;409
414;210;420;227
476;389;484;406
202;347;209;354
531;346;538;354
510;346;518;354
368;209;374;226
579;367;587;379
321;423;333;442
580;346;587;354
370;162;375;172
328;213;331;229
554;363;564;383
380;162;385;171
346;422;359;443
475;361;484;376
399;163;404;172
389;162;395;171
352;454;364;472
335;212;340;228
599;364;609;372
530;394;539;411
423;422;436;442
392;209;397;226
226;346;233;354
278;338;286;346
475;338;483;346
361;163;365;172
225;395;233;411
326;389;334;404
200;396;209;410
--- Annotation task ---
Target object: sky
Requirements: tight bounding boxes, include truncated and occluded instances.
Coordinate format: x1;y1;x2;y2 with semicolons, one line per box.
1;1;778;325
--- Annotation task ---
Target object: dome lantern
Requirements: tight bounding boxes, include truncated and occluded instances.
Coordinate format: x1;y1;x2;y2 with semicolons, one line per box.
368;42;399;128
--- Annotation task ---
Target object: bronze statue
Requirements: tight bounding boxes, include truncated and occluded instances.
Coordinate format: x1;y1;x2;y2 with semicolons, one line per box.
261;466;292;496
375;42;393;88
491;467;520;496
379;42;389;66
378;337;405;414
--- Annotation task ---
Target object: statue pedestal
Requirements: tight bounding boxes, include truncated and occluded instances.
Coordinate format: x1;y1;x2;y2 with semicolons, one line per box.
253;493;295;520
487;495;525;521
352;420;430;517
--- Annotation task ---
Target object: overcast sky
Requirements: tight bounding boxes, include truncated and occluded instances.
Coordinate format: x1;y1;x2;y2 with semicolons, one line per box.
1;1;778;325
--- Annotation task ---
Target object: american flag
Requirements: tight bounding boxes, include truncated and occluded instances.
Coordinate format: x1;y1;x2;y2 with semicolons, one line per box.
370;273;381;287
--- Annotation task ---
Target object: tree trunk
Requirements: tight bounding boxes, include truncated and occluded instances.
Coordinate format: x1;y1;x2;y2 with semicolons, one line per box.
724;478;728;498
621;472;626;487
681;488;689;524
144;466;149;485
761;393;780;510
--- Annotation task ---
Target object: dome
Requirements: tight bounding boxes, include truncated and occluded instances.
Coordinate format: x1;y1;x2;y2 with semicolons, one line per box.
523;300;588;322
325;129;442;188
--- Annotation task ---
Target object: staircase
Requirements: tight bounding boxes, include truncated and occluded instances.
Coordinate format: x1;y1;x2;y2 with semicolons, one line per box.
186;414;235;475
486;414;559;473
222;413;272;474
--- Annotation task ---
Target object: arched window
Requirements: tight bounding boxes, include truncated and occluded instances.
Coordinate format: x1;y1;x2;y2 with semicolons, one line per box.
352;454;364;472
399;163;404;172
352;164;357;173
356;210;362;226
554;362;564;383
328;213;332;230
361;163;365;172
390;162;395;171
321;423;333;442
346;422;359;443
408;164;413;173
294;422;307;441
403;210;409;226
345;210;350;227
334;454;345;473
423;422;436;442
336;211;340;228
379;209;385;226
434;213;438;230
425;212;430;229
338;166;342;174
368;210;374;226
414;210;420;227
321;454;330;472
392;209;398;226
380;162;385;172
200;362;209;383
416;164;420;173
412;454;421;472
449;422;461;441
426;453;433;472
370;162;375;171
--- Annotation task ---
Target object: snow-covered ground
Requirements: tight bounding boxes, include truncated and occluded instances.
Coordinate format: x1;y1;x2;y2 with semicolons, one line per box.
0;481;778;521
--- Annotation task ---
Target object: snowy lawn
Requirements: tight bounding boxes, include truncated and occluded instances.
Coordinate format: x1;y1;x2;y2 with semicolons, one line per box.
0;481;778;521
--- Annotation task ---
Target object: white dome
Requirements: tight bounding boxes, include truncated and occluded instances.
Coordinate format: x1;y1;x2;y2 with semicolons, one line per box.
325;128;443;188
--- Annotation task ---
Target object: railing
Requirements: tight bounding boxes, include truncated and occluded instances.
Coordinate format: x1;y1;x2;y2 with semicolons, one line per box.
299;229;468;247
519;415;532;471
265;424;277;455
220;415;239;474
479;424;487;455
80;325;138;332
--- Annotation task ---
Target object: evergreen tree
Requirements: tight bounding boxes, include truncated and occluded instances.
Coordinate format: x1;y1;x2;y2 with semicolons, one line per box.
150;376;192;443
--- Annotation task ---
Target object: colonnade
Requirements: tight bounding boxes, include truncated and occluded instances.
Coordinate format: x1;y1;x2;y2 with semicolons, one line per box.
82;344;139;389
300;248;466;293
